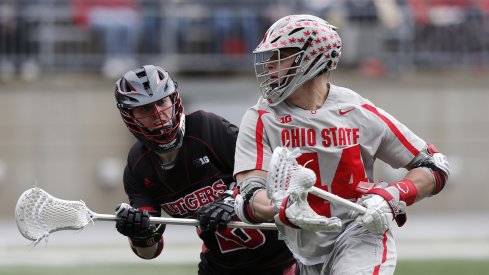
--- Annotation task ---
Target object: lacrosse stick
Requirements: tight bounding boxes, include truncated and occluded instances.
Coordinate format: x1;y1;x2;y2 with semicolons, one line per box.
15;187;277;244
267;147;366;214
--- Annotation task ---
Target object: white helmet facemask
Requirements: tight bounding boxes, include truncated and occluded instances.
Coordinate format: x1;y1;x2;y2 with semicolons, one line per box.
255;49;304;105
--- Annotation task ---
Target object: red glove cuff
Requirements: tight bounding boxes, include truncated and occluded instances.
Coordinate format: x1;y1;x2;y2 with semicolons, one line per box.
278;196;300;229
389;179;417;206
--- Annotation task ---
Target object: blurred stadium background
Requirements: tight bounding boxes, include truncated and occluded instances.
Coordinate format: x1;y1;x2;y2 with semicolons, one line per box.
1;0;489;270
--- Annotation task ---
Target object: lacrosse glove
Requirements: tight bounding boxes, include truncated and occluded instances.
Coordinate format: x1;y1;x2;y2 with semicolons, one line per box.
275;192;342;232
351;186;407;234
196;190;236;232
115;203;166;247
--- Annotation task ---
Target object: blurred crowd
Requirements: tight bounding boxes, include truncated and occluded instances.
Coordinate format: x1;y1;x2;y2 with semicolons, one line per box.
1;0;488;80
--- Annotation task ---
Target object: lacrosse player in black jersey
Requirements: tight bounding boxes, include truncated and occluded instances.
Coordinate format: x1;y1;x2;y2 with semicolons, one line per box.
113;65;297;275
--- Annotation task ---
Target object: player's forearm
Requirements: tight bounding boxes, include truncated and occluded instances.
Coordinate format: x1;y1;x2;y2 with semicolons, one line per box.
235;170;276;223
130;237;164;259
386;167;440;208
397;143;450;204
251;190;276;221
403;167;438;203
131;243;161;259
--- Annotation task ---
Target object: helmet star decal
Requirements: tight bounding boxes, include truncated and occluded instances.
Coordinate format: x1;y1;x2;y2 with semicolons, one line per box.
253;15;342;106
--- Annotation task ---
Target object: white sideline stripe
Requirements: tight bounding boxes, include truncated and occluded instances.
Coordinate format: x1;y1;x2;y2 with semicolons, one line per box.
0;221;202;266
1;213;489;266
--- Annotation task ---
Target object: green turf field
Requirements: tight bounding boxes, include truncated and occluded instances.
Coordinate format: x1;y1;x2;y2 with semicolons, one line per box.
1;260;488;275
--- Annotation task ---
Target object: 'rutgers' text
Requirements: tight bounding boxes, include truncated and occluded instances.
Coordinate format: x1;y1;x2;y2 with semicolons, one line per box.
161;180;226;216
281;127;360;148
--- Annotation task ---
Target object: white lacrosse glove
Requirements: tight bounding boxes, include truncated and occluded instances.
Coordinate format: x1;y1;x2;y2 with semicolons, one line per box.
275;192;342;232
351;186;407;234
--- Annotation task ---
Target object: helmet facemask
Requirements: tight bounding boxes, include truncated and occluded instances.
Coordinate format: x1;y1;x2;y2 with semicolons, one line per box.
121;92;185;152
253;15;342;106
255;48;304;105
115;65;186;153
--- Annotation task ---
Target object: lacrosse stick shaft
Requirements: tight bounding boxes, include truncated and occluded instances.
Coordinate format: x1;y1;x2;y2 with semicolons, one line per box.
310;187;367;214
93;213;277;230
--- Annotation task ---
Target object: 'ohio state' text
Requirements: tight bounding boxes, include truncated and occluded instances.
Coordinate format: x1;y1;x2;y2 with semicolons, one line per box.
281;127;360;148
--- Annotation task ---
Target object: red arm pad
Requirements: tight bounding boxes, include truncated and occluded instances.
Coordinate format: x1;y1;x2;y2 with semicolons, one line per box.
389;179;417;206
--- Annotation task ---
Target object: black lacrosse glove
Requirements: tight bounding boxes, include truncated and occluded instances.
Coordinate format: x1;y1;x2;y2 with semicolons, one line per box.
115;203;166;247
196;190;236;232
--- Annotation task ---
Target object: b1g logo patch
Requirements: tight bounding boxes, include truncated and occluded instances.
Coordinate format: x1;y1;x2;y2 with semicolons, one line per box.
279;115;292;124
193;156;210;167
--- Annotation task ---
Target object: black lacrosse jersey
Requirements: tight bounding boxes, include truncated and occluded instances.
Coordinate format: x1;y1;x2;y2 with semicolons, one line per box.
123;110;294;273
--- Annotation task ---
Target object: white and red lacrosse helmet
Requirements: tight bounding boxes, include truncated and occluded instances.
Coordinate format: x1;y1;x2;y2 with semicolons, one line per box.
254;14;342;106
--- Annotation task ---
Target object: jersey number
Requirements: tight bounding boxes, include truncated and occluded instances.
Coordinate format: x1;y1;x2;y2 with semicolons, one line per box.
296;145;367;217
215;227;266;253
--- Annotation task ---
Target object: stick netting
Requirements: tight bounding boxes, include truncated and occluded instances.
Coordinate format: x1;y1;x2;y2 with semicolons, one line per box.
15;187;94;244
266;147;316;204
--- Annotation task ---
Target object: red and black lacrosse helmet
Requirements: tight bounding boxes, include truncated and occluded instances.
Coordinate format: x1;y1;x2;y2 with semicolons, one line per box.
115;65;185;153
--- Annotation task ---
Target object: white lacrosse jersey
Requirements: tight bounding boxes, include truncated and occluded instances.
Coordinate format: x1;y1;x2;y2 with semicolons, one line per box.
234;83;426;265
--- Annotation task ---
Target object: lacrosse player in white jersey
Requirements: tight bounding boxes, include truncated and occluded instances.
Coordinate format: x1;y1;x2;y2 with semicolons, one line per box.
232;14;450;275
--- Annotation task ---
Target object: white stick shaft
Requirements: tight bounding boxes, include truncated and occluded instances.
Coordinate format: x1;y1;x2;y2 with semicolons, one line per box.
93;214;277;230
310;187;367;214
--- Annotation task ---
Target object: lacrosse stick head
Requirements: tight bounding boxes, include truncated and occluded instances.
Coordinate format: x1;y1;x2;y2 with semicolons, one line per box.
15;187;95;244
266;147;316;207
